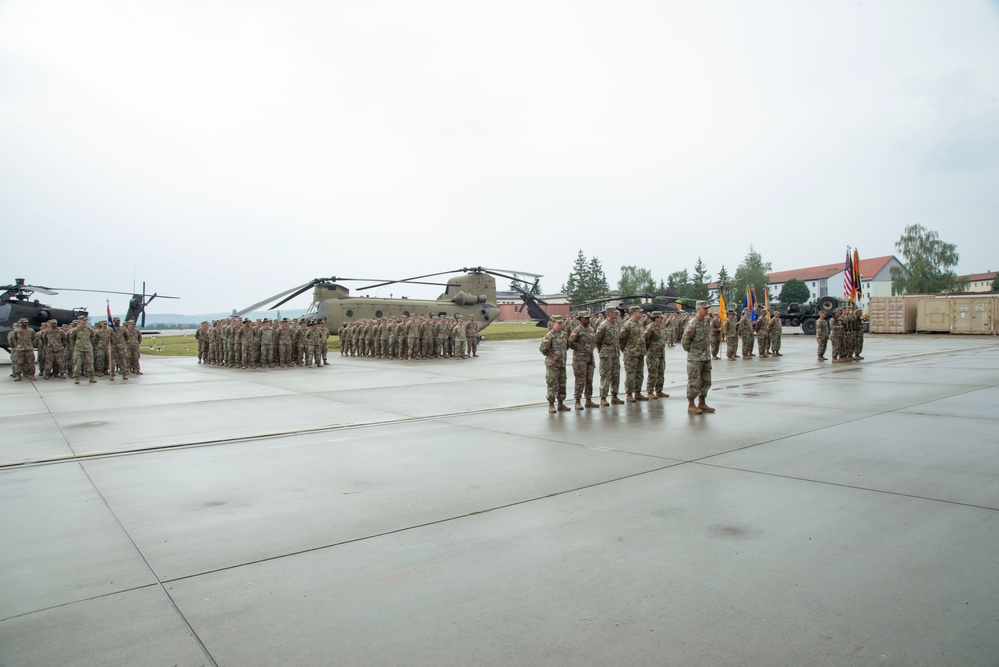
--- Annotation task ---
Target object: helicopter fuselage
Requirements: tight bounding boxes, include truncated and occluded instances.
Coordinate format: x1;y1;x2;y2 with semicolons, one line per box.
308;282;500;334
0;299;87;350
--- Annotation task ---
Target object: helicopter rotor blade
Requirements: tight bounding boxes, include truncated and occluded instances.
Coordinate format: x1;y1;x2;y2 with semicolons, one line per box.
357;270;466;291
268;284;320;310
21;284;59;295
234;281;316;318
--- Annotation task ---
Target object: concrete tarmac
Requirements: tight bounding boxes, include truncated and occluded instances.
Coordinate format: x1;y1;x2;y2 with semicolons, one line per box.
2;333;998;666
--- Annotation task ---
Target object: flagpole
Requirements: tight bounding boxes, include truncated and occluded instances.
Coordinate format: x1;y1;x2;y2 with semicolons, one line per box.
107;300;114;381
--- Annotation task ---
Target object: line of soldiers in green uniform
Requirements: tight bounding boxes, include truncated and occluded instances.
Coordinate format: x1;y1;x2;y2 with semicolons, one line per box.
717;308;785;360
814;306;865;362
338;315;479;360
194;318;330;369
540;305;672;413
7;316;142;383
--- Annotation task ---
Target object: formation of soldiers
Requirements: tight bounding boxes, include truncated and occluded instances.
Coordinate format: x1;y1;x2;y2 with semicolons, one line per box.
815;306;865;362
540;306;672;413
337;315;479;360
7;316;143;383
540;302;805;414
723;307;784;360
194;318;331;368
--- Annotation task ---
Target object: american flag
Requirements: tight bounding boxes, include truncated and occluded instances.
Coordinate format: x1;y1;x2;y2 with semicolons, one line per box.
844;247;855;300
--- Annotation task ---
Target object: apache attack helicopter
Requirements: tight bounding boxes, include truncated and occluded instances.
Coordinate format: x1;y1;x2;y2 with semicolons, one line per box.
235;268;542;335
1;278;179;351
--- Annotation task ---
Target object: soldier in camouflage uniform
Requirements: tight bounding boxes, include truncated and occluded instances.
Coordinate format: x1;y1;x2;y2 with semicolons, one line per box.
619;305;648;402
539;315;569;413
465;317;479;357
768;310;783;356
9;319;37;381
92;321;110;376
68;317;97;384
195;321;210;364
709;313;722;360
681;301;715;414
453;315;468;358
40;320;67;379
567;310;597;409
815;311;829;361
644;311;668;399
738;309;755;358
830;309;844;362
595;306;623;405
757;309;771;358
723;311;738;360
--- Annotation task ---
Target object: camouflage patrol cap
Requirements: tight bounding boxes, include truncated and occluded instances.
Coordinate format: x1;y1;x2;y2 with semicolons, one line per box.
551;315;563;323
696;300;710;309
628;305;642;313
19;317;29;323
456;315;463;319
650;311;663;318
576;310;591;318
77;315;87;320
282;318;289;322
605;306;616;314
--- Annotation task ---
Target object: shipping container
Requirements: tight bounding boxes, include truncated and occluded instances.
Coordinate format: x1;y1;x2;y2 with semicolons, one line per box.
950;296;997;334
916;298;953;333
868;296;920;333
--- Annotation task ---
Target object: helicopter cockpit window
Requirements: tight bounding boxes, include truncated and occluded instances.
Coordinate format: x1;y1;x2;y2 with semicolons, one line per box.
375;310;383;318
345;309;354;318
0;304;10;320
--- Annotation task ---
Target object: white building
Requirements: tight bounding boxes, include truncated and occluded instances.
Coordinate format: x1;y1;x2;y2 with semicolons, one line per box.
709;255;905;310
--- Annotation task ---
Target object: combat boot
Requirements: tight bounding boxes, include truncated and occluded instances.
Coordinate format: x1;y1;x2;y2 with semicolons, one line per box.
585;399;599;408
635;392;649;401
557;400;571;412
574;400;583;410
611;395;624;405
74;376;80;385
89;375;97;383
13;376;21;382
548;401;556;414
647;390;658;400
626;393;636;403
599;397;610;407
697;397;716;413
657;391;670;398
687;399;702;414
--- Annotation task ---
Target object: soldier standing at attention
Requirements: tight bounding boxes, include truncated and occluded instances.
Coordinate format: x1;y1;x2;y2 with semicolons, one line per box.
854;311;864;360
195;321;210;364
830;309;844;362
42;320;67;379
757;309;771;358
815;311;829;361
682;300;715;415
723;311;738;360
619;305;648;402
10;319;36;381
69;317;97;384
709;313;722;360
465;317;479;357
453;315;468;358
644;311;668;399
595;306;623;406
738;308;755;359
567;310;597;410
769;310;783;356
540;315;569;413
259;319;276;368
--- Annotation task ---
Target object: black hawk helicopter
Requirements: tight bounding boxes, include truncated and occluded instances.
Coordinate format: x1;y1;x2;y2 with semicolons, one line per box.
1;279;178;351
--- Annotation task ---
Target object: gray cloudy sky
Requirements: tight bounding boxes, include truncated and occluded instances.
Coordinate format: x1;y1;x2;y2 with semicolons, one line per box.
2;0;997;314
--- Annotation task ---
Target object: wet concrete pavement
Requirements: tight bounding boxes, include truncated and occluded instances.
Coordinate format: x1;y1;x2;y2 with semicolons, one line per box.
2;333;998;666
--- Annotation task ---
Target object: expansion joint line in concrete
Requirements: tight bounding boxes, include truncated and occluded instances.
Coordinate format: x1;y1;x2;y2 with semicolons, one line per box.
74;463;221;667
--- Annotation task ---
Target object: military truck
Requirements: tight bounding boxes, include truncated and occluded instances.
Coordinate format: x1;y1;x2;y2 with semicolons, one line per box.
775;296;839;334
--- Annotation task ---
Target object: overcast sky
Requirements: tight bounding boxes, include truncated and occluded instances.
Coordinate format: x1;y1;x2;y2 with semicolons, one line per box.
2;0;997;314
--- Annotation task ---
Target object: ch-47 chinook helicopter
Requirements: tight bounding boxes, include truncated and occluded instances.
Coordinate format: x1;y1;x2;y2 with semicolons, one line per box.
1;278;179;351
235;268;542;335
